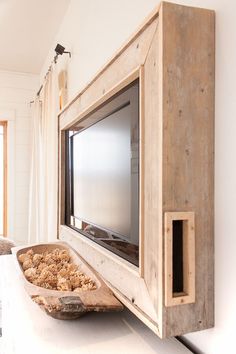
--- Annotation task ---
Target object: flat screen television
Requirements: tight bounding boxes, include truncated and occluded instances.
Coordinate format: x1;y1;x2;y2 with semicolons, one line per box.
65;80;139;265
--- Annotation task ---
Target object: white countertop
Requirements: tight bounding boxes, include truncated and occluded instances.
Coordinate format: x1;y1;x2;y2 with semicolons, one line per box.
0;255;191;354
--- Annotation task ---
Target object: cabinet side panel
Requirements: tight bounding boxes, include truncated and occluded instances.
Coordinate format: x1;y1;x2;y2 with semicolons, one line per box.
143;19;164;335
162;2;215;337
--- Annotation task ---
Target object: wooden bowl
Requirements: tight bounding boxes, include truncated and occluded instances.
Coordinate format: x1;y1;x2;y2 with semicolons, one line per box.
14;242;123;319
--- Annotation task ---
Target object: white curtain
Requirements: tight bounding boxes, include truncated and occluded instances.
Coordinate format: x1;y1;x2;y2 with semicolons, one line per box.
28;67;59;243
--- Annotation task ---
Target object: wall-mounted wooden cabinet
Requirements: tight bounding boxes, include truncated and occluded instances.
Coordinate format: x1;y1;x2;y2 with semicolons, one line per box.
58;1;215;338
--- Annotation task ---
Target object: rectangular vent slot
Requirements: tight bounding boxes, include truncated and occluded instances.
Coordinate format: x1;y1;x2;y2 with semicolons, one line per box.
165;212;195;307
172;220;184;294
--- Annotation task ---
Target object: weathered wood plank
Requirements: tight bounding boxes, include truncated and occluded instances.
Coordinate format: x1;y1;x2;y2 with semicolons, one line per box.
161;2;215;337
143;14;164;336
58;3;161;117
59;18;158;130
60;225;159;323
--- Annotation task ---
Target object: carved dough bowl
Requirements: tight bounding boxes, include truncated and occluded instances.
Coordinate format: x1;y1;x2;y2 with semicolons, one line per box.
14;242;123;319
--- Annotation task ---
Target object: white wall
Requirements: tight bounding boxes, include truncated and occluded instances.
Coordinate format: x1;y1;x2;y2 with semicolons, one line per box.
0;71;39;245
40;1;236;353
40;0;161;100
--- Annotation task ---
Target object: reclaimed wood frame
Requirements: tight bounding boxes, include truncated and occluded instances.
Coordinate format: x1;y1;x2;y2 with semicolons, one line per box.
58;2;215;338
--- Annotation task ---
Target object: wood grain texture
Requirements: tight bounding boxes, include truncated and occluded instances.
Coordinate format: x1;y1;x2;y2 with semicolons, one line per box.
106;280;160;336
58;14;160;332
164;212;195;307
139;65;145;277
14;242;123;319
60;225;158;323
61;68;140;130
58;1;215;338
143;15;164;336
59;18;158;130
58;4;161;117
161;2;215;337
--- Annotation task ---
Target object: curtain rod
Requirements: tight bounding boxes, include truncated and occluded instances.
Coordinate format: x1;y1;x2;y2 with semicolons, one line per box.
30;44;71;104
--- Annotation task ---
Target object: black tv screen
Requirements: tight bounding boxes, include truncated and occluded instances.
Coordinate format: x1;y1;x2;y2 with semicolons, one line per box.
66;80;139;265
